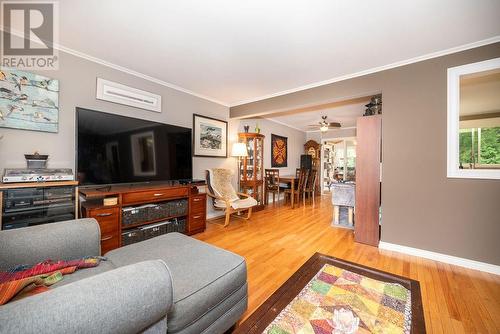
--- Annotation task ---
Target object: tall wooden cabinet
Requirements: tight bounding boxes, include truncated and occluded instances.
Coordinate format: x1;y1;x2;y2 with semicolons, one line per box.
238;133;265;211
304;140;321;194
354;115;381;247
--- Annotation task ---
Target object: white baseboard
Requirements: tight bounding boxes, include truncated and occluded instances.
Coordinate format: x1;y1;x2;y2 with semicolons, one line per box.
379;241;500;276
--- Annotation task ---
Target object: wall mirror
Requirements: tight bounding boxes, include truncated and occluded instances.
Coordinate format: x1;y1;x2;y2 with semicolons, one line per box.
447;57;500;179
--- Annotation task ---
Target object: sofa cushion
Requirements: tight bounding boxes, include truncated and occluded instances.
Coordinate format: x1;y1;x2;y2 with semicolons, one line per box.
52;260;116;288
105;233;247;333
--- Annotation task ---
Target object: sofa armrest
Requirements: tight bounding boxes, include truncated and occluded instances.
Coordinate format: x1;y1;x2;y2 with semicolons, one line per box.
0;218;101;270
0;260;173;334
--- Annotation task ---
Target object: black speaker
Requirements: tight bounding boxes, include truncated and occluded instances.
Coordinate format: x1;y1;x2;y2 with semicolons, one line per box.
300;154;312;170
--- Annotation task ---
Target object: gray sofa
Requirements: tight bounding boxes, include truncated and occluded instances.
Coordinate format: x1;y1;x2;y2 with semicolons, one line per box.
0;218;248;334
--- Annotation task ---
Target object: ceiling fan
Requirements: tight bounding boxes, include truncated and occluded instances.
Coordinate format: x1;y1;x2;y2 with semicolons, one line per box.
307;116;341;132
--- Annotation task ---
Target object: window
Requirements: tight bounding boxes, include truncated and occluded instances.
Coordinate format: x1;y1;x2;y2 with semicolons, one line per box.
447;57;500;179
459;127;500;168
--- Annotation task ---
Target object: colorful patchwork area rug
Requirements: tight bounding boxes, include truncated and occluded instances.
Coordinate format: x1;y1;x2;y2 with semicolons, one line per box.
265;264;411;334
235;253;425;334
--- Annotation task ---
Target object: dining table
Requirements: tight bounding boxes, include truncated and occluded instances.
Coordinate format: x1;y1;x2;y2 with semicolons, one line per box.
279;175;299;209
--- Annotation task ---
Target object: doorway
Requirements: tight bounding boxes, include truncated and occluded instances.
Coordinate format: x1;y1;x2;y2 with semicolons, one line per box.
321;137;356;193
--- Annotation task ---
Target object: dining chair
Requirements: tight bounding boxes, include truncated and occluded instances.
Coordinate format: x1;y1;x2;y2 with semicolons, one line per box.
284;168;309;206
264;169;280;205
304;168;318;204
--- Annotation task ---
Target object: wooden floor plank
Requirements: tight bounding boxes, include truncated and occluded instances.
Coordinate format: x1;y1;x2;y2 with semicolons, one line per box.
196;195;500;332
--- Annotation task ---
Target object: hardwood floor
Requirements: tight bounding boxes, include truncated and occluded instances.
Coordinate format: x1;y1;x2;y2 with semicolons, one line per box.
195;195;500;333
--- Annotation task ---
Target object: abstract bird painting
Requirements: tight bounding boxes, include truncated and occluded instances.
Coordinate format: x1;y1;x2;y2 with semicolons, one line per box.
0;68;59;133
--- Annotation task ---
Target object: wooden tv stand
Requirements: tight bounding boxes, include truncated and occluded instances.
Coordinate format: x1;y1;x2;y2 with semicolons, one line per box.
79;182;207;253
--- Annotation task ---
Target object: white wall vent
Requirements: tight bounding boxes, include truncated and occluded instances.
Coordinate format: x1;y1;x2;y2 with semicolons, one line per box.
96;78;162;112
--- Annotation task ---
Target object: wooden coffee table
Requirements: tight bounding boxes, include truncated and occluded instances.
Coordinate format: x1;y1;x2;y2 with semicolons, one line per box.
234;253;426;333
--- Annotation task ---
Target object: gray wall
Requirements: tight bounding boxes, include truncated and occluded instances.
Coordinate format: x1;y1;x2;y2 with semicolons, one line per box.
231;43;500;265
0;51;232;218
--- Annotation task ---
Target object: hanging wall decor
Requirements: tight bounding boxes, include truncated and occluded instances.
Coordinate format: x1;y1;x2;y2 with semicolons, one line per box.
271;134;288;167
193;114;228;157
0;68;59;133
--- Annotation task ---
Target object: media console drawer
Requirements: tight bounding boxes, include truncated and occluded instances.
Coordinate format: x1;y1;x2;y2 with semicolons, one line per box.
190;194;206;213
88;207;119;235
100;233;120;254
122;188;189;205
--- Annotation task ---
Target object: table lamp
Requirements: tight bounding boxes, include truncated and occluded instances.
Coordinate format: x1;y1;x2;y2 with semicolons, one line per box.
231;142;248;192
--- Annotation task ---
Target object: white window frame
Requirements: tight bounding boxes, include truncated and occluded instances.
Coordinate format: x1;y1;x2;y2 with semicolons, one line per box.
447;57;500;180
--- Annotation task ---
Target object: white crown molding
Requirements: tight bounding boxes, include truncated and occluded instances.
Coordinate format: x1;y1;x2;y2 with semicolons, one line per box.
3;24;498;109
0;26;229;107
379;241;500;276
230;36;500;107
56;44;230;107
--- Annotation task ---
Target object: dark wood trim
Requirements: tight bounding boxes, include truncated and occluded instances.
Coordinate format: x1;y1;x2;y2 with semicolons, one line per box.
459;110;500;121
192;113;228;158
238;132;265;138
234;252;425;334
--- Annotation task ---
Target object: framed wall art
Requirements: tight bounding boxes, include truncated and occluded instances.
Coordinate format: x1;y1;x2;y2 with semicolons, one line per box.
193;114;228;158
271;134;288;167
0;68;59;133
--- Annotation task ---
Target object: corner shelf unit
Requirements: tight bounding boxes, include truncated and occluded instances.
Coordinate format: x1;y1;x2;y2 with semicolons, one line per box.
238;132;265;211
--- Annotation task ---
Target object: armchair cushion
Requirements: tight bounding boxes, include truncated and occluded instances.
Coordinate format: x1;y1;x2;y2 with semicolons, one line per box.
207;168;239;202
208;168;257;210
214;196;257;210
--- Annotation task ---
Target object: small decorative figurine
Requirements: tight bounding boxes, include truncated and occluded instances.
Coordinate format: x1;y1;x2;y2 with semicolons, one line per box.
364;94;382;116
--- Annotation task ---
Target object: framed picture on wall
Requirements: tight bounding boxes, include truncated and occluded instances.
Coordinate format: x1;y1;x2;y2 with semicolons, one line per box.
271;134;288;167
0;68;59;133
193;114;228;157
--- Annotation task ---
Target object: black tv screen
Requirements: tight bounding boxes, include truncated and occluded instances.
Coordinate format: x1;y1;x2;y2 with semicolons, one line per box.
76;108;192;185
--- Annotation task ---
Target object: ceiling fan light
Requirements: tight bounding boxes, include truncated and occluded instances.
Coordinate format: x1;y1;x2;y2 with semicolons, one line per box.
320;124;329;132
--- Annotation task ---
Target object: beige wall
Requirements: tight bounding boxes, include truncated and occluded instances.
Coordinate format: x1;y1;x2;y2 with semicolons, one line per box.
306;127;357;142
0;50;232;219
235;118;306;176
231;43;500;265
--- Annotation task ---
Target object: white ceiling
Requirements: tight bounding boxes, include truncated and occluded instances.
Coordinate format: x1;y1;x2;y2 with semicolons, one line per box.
56;0;500;106
264;102;367;132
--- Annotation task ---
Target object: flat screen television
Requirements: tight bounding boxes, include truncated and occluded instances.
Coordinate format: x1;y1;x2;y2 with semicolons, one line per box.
76;108;192;186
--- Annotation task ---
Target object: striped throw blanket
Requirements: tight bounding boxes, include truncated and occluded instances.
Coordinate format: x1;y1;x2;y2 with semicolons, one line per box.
0;257;106;305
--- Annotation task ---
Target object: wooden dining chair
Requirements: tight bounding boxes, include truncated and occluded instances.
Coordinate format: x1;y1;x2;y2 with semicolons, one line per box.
304;168;318;204
284;168;309;206
264;169;280;205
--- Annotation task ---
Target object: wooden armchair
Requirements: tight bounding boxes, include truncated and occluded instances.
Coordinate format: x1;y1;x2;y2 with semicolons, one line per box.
206;169;257;227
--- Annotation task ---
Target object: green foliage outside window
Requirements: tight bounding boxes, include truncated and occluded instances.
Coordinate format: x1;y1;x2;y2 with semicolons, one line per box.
479;127;500;164
459;127;500;166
